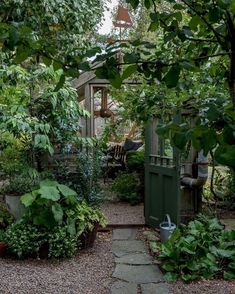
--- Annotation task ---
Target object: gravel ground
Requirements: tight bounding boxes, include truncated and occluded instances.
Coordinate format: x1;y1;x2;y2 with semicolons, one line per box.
0;232;115;294
101;201;145;225
170;280;235;294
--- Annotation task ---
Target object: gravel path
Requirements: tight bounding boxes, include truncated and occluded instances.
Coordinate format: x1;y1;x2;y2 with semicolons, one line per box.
101;201;145;225
0;232;115;294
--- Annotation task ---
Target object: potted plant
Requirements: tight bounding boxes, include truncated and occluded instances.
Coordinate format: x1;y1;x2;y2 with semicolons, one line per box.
0;202;14;229
66;201;107;249
1;173;40;220
0;230;7;257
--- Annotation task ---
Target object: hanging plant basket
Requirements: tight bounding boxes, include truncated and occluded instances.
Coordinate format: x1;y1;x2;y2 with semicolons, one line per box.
79;222;99;249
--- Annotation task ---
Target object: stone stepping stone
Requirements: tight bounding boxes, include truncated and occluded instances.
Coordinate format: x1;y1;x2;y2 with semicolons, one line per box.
112;240;148;257
141;283;170;294
112;264;164;283
111;281;137;294
113;228;137;240
115;253;153;265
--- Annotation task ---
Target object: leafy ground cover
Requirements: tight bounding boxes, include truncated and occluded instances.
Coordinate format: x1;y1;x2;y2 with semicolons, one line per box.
151;215;235;283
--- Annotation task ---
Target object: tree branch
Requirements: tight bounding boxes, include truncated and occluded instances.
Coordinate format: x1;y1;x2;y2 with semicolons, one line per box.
184;37;218;43
180;0;225;46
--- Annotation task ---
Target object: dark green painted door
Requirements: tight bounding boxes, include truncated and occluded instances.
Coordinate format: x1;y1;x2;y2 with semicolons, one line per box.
145;120;181;227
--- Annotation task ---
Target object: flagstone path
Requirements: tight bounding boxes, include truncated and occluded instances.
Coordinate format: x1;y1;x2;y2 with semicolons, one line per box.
111;228;170;294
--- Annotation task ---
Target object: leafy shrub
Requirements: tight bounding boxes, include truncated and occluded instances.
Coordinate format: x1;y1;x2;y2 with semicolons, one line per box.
153;214;235;282
54;151;104;205
126;150;145;173
0;229;5;241
0;202;14;228
4;222;41;258
47;225;77;258
4;221;78;259
21;179;77;229
65;201;107;235
112;172;142;205
0;136;28;176
0;173;40;196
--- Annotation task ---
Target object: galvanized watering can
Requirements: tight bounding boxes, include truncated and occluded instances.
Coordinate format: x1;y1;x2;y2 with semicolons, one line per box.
160;214;176;242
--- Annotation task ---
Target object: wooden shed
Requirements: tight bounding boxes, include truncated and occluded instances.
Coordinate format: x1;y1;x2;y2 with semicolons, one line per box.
72;65;138;139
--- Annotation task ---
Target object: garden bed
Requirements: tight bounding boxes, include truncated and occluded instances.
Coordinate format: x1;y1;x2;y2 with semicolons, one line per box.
170;280;235;294
0;232;115;294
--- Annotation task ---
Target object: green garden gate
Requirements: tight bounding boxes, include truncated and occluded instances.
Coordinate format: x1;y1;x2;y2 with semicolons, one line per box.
145;119;181;227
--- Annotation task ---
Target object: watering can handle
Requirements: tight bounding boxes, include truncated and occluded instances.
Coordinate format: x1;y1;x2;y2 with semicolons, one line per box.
165;214;171;228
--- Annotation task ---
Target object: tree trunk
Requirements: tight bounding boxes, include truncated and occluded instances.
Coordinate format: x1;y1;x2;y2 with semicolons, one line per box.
229;50;235;109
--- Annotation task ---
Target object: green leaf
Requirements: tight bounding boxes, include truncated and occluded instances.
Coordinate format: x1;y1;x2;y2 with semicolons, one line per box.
57;184;77;197
162;263;176;272
189;16;203;30
40;180;58;187
210;246;234;258
122;65;138;80
78;61;90;71
215;144;235;168
20;191;38;207
164;65;180;88
180;61;199;72
126;0;139;10
42;56;52;66
230;0;235;13
52;203;63;223
39;186;60;201
164;272;178;282
224;271;235;280
13;47;30;63
172;131;188;149
123;53;140;64
54;74;65;92
67;218;76;236
144;0;151;9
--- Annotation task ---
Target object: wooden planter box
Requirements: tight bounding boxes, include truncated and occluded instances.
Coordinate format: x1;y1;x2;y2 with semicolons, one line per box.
79;223;99;249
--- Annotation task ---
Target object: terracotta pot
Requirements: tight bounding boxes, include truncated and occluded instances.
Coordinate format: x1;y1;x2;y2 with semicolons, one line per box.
79;223;99;249
0;242;7;257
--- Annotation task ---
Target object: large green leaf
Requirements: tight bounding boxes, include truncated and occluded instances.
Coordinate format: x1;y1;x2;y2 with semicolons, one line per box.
39;186;60;201
40;180;58;188
57;184;77;197
20;190;38;207
52;203;63;223
33;209;56;229
122;65;138;80
164;65;181;88
214;144;235;167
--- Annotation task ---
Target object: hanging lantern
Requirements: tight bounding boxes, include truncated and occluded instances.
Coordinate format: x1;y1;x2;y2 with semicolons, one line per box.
100;88;113;118
113;6;132;28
